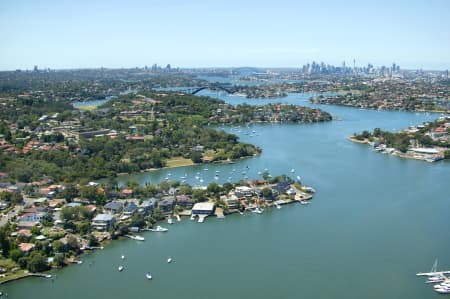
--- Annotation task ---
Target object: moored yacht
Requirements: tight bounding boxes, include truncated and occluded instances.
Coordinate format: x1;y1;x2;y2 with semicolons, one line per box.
146;272;152;280
150;225;168;232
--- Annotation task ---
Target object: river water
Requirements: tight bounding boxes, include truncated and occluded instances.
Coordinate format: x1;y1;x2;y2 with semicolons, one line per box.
3;91;449;299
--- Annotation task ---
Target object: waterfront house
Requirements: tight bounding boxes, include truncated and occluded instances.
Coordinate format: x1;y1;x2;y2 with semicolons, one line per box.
103;201;123;214
222;195;239;209
175;195;194;209
158;197;174;214
139;198;157;215
91;214;116;231
274;181;291;194
123;202;138;216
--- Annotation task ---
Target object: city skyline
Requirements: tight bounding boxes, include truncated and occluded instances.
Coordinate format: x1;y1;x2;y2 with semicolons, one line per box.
0;0;449;71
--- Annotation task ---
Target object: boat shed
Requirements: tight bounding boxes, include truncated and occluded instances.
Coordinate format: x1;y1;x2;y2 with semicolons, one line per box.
192;202;215;215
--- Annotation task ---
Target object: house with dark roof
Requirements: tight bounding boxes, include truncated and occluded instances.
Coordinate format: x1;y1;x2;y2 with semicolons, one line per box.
103;201;123;214
123;202;138;216
158;197;174;214
274;181;291;194
139;198;157;215
175;195;194;209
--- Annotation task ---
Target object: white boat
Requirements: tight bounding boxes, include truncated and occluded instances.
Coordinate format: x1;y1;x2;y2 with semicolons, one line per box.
290;168;295;173
435;287;450;294
167;258;172;263
300;200;309;205
426;275;446;283
121;255;125;260
276;204;281;209
168;217;174;224
252;207;263;214
126;234;145;241
434;283;450;289
176;214;181;221
150;225;168;232
146;273;152;280
118;265;124;272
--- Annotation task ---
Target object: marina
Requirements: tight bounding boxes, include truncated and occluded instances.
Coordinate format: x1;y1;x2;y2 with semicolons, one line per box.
417;260;450;294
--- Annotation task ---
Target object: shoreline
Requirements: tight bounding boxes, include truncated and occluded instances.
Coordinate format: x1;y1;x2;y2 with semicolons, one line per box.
0;273;52;285
0;180;315;285
348;135;447;163
118;155;259;176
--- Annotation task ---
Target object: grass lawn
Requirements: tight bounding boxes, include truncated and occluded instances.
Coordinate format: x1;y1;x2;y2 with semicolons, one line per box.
0;258;28;284
165;157;194;168
78;105;97;111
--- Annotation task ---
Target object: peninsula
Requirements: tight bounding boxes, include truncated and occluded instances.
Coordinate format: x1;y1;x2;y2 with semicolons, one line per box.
349;115;450;162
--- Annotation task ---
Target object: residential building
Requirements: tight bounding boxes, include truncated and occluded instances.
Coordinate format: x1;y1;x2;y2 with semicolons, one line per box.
91;214;116;231
103;201;123;214
175;195;194;209
158;198;174;214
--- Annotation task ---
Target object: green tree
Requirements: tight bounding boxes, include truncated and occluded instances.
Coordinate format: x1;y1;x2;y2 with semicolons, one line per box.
27;252;49;273
207;182;221;198
52;240;65;253
9;248;24;262
53;254;65;267
178;184;192;195
151;208;165;221
262;188;273;199
30;226;41;235
59;183;78;202
192;189;207;202
88;234;99;247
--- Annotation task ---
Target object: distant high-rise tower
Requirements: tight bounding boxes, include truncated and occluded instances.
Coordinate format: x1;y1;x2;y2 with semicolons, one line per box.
33;65;38;72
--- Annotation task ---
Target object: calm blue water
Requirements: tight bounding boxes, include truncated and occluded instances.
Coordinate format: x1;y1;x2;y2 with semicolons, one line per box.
3;91;449;299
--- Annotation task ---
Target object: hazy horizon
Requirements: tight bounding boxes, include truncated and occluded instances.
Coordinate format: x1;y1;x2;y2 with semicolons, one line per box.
1;0;449;71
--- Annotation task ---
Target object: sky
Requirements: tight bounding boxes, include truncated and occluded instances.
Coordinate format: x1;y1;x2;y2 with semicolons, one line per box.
0;0;449;70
